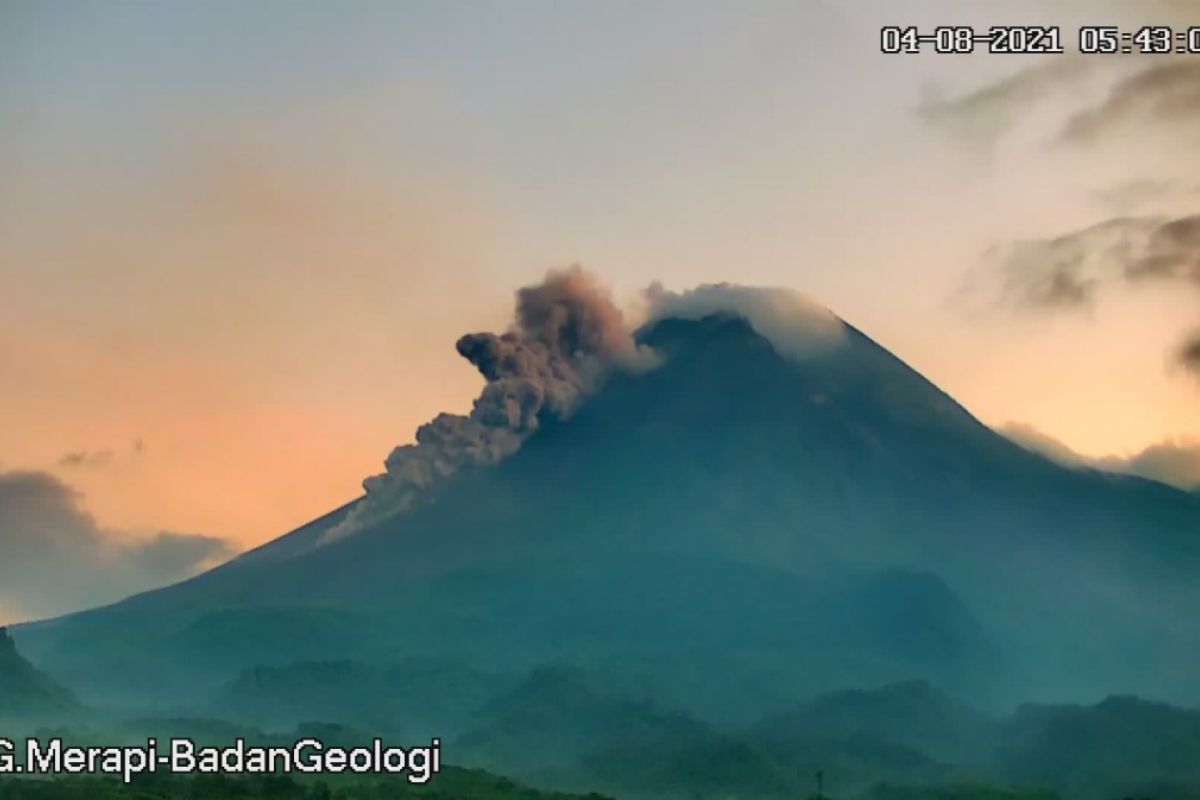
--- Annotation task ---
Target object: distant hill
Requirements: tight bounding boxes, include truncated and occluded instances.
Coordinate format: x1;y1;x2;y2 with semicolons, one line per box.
753;680;998;765
456;665;710;777
0;626;78;717
995;695;1200;799
537;684;1200;800
457;668;956;800
217;657;511;739
584;727;953;800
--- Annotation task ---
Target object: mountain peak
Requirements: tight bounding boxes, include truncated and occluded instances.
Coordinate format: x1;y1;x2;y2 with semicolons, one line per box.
644;282;847;363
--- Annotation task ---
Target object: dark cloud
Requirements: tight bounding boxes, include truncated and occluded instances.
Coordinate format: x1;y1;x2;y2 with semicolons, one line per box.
0;472;105;563
1180;333;1200;378
1000;423;1200;492
1091;179;1200;215
1009;257;1098;310
57;449;114;468
919;59;1090;143
0;470;237;623
989;213;1200;375
1129;215;1200;282
125;531;236;580
990;217;1157;310
1063;62;1200;144
924;58;1200;149
328;266;658;540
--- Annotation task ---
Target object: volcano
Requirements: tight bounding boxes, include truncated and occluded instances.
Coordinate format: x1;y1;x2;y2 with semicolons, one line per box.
15;285;1200;720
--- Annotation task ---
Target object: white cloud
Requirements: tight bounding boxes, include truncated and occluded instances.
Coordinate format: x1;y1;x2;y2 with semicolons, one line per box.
1001;423;1200;491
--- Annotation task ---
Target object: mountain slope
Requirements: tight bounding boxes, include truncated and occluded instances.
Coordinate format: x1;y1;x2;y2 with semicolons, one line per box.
0;626;78;717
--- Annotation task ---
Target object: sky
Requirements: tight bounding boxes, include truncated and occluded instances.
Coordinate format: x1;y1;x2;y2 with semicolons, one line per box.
1;0;1199;620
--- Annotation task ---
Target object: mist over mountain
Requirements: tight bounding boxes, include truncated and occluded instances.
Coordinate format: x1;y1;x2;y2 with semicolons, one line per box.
14;278;1200;728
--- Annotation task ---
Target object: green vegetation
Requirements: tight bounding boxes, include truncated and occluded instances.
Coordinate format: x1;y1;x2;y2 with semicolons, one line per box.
0;769;613;800
863;786;1062;800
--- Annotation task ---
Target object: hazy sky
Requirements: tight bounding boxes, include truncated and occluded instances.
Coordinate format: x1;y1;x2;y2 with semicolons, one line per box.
2;0;1198;574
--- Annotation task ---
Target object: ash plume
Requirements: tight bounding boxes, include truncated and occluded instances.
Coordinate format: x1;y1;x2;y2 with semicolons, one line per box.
327;267;657;540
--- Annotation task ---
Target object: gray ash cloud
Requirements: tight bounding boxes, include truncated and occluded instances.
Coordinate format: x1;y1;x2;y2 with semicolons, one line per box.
327;266;658;540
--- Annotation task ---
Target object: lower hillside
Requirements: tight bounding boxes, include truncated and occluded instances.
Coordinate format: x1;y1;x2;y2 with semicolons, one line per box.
0;627;78;718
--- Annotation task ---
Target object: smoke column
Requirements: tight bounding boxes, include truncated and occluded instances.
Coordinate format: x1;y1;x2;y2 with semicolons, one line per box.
325;266;657;541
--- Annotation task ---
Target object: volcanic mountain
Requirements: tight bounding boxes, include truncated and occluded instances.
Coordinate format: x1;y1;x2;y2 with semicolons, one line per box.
15;281;1200;719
